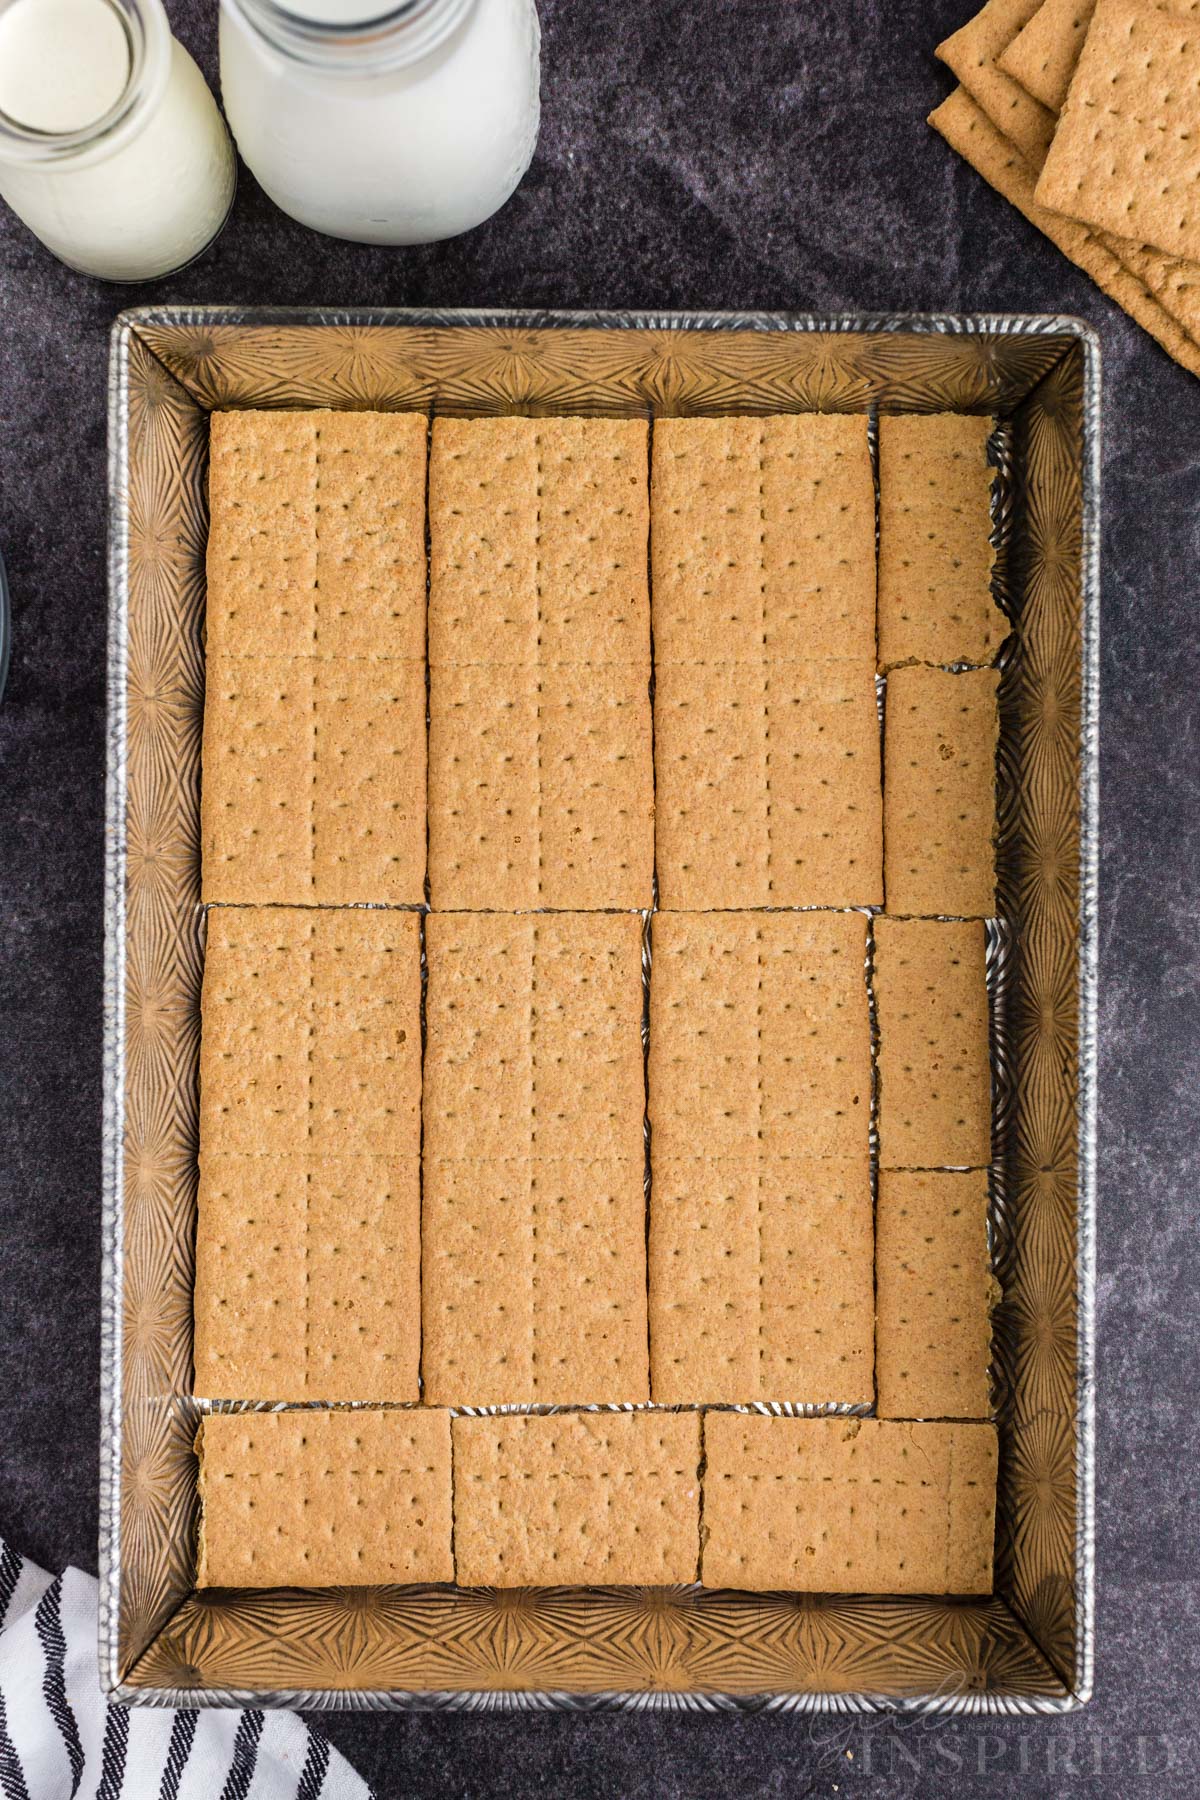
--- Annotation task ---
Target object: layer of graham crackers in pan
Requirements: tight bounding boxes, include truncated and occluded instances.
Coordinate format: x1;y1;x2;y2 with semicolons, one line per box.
194;907;421;1401
884;664;999;918
192;394;1006;1595
196;1409;454;1587
876;414;1005;670
202;410;428;907
1035;0;1200;266
422;911;648;1406
452;1411;702;1587
876;1169;995;1419
651;414;881;911
701;1414;998;1593
874;917;992;1171
426;416;653;911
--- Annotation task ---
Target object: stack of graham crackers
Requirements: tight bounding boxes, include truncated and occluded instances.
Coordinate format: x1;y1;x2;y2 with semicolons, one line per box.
193;406;1002;1597
932;0;1200;378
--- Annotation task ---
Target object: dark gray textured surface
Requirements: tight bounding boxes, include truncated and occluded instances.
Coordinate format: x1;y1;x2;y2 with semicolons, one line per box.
0;1;1196;1793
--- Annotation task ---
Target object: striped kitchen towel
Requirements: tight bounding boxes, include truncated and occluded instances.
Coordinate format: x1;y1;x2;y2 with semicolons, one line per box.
0;1534;372;1800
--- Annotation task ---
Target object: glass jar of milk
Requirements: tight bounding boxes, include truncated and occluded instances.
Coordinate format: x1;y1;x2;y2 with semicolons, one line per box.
219;0;540;244
0;0;235;281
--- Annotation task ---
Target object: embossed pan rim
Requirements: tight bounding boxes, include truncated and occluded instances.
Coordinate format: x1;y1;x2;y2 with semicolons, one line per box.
102;306;1099;1714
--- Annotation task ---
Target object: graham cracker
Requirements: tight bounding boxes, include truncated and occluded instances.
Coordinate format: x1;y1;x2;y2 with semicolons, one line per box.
428;416;650;669
997;0;1098;110
989;0;1200;341
203;409;427;906
877;415;1006;670
422;1157;649;1406
194;1154;420;1401
203;655;427;908
649;1154;874;1405
651;415;876;667
929;92;1200;380
938;0;1200;351
427;662;654;912
422;913;647;1405
654;659;883;910
701;1414;997;1593
874;917;992;1170
1035;0;1200;264
196;1408;454;1587
426;416;653;910
452;1411;701;1587
206;410;427;661
195;908;421;1400
423;911;645;1166
200;907;422;1159
936;0;1058;163
883;664;998;917
876;1169;995;1419
648;911;871;1162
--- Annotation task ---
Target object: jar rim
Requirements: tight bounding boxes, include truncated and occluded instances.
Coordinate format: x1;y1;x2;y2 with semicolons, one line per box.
0;0;172;164
227;0;477;72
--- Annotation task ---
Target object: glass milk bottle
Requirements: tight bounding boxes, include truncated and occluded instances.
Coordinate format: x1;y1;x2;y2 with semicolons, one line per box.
0;0;235;281
219;0;540;244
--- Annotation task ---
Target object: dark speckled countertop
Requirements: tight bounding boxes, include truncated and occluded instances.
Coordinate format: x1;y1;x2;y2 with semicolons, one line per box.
1;2;1197;1794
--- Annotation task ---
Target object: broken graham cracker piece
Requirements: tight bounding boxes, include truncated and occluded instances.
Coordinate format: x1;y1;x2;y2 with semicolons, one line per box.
427;662;654;912
936;0;1057;163
202;408;427;906
649;1154;873;1405
877;1169;995;1419
1035;0;1200;265
648;911;871;1163
651;414;876;668
877;415;1006;670
452;1411;701;1587
929;88;1200;379
874;917;992;1170
654;659;883;910
884;664;998;917
196;1408;453;1587
701;1414;997;1593
195;908;421;1400
426;415;653;910
422;913;647;1405
997;0;1098;111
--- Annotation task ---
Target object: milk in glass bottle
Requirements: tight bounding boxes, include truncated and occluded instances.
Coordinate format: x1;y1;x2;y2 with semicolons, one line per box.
219;0;540;244
0;0;235;280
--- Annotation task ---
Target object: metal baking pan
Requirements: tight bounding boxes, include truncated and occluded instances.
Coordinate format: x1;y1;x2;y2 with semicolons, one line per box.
101;307;1099;1712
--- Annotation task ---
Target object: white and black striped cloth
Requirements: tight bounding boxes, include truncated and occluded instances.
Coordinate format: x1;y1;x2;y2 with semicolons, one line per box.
0;1535;372;1800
